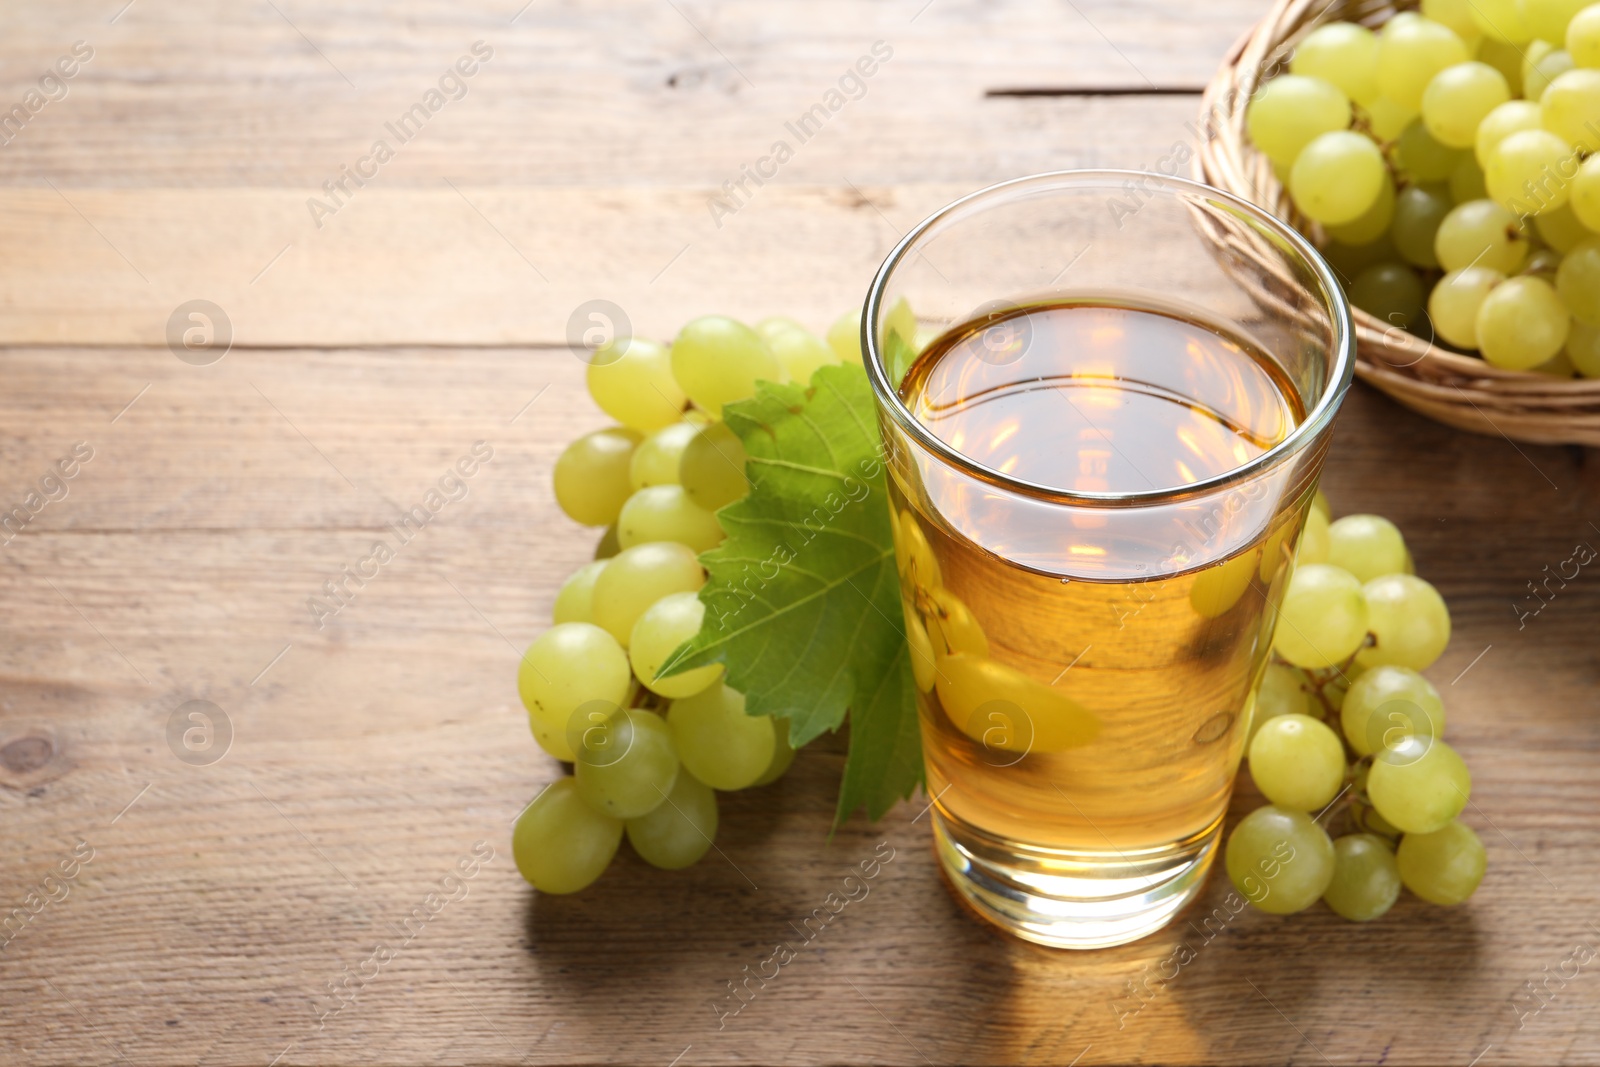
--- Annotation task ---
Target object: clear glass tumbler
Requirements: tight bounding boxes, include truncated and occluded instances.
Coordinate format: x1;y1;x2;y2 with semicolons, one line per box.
862;170;1354;949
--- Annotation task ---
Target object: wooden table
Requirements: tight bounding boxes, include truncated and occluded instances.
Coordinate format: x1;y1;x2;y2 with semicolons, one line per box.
1;2;1596;1064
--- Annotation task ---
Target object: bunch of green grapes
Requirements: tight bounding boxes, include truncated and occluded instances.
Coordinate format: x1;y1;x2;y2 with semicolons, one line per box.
511;312;864;894
1247;2;1600;378
1227;491;1486;921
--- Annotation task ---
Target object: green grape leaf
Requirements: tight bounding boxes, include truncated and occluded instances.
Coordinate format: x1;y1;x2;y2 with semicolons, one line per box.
658;363;923;825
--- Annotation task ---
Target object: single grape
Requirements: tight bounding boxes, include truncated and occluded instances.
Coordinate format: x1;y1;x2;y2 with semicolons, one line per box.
617;484;724;553
1435;200;1529;273
553;560;607;625
1397;120;1465;181
1391;185;1453;269
670;315;784;418
518;622;632;761
1289;131;1387;224
768;327;839;385
1348;262;1426;328
1226;805;1337;915
1570;154;1600;230
926;586;989;657
1526;44;1578;103
1323;833;1403;921
512;778;623;894
1541;68;1600;151
586;338;687;434
1291;22;1381;105
630;590;722;699
629;421;700;490
553;427;643;527
1478;35;1528;95
667;681;778;791
1421;0;1483;45
573;706;680;819
1297;505;1331;565
827;309;864;364
1358;573;1453;671
1247;662;1310;746
752;718;797;785
1570;2;1600;67
1396;820;1487;904
1535;203;1593;254
934;652;1097;754
1341;664;1446;757
1429;266;1506;348
679;420;749;511
1484;129;1574;213
1422;62;1511;148
625;769;717;870
1378;15;1472;109
883;296;919;353
1470;0;1534;42
1273;563;1370;669
1474;100;1542;166
1527;0;1591;43
1324;235;1400;279
1189;550;1257;618
1368;736;1470;834
1327;514;1409;582
1532;350;1578;376
1365;96;1421;141
1476;275;1572;369
1248;714;1347;812
591;541;705;645
1557;235;1600;324
1450;155;1489;202
907;611;937;692
1325;174;1396;245
755;316;809;342
1566;317;1600;375
1311;489;1331;521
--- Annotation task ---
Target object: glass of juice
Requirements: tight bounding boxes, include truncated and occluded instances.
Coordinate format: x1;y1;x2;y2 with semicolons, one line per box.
862;170;1354;949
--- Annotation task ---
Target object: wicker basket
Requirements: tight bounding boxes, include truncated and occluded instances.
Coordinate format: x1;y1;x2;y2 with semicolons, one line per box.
1198;0;1600;446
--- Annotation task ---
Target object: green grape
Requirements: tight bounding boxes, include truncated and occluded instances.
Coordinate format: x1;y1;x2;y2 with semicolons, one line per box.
625;769;717;870
1570;154;1600;229
907;611;937;692
1297;505;1331;564
573;706;680;819
1225;805;1337;915
1528;0;1592;43
1474;100;1542;166
1450;155;1489;202
669;315;783;417
1396;120;1465;181
769;327;839;385
1570;2;1600;66
667;682;777;791
518;622;632;762
553;427;643;527
827;309;864;364
1422;62;1511;148
1429;266;1506;348
1527;44;1578;103
1535;203;1593;254
629;421;699;490
1377;16;1472;109
1541;68;1600;151
1247;662;1310;746
629;591;722;699
1248;714;1347;812
1369;735;1470;834
1557;235;1600;323
1324;234;1399;279
1531;349;1578;375
883;295;918;351
595;524;620;559
1325;174;1396;244
1365;96;1420;141
1421;0;1484;46
617;484;724;553
1476;274;1572;368
1348;262;1425;327
1327;513;1409;582
1358;573;1453;671
752;718;797;785
1470;0;1534;42
512;778;623;894
1289;131;1387;224
1311;488;1331;521
591;541;705;644
553;560;607;625
1391;185;1453;268
1565;317;1600;375
679;420;749;510
1341;664;1446;757
1323;833;1403;921
1396;820;1487;904
1189;550;1257;618
1484;129;1574;213
754;316;809;342
585;337;686;434
1291;22;1381;105
1273;563;1370;668
1480;35;1528;95
1435;200;1529;273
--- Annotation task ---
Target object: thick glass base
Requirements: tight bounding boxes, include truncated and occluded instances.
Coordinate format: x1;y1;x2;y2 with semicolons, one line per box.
932;807;1222;950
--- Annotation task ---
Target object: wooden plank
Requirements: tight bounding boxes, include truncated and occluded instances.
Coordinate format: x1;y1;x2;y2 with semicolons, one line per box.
1;346;1598;1065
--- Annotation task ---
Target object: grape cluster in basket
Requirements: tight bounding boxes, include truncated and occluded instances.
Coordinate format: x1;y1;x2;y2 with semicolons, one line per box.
1247;0;1600;376
511;312;862;894
1228;493;1485;921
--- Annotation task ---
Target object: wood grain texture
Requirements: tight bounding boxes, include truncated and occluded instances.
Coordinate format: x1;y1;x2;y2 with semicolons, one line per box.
2;1;1599;1065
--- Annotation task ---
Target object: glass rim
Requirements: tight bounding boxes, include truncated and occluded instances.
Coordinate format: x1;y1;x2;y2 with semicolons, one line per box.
860;168;1355;508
